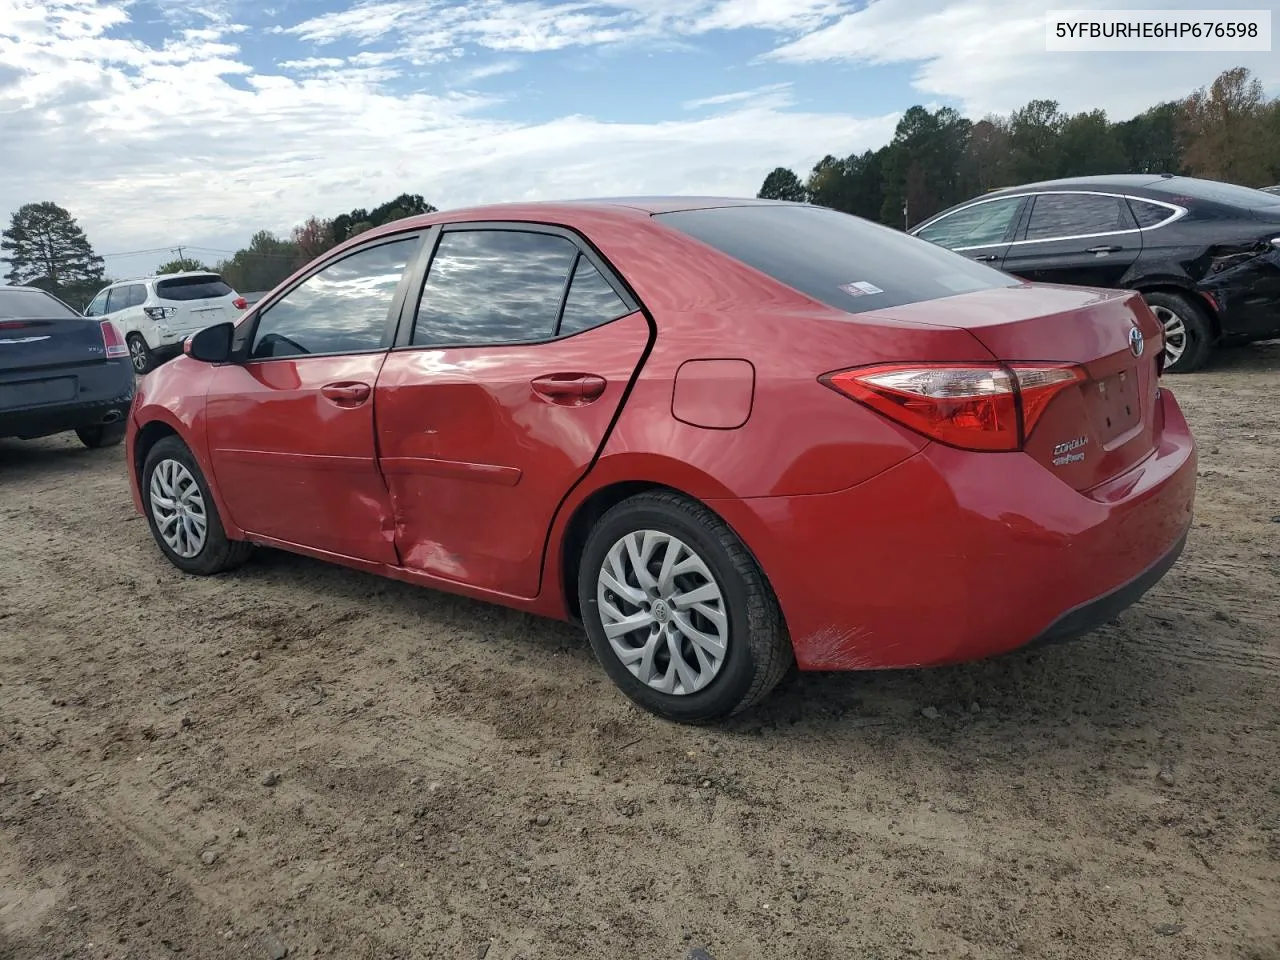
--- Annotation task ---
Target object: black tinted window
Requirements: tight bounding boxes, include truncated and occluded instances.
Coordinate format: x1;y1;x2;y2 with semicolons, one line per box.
558;257;631;336
1149;177;1280;208
1128;199;1177;228
0;288;79;320
105;287;130;313
658;204;1019;315
127;284;147;307
413;230;578;346
250;238;415;359
1025;194;1134;240
915;197;1022;249
155;275;234;301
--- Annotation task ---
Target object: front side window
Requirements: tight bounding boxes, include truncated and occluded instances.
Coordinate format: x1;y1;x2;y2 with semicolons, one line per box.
250;237;416;359
84;289;109;317
412;229;579;346
1024;193;1134;241
915;197;1023;249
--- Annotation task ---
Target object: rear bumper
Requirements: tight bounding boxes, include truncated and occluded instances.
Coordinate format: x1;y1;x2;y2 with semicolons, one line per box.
712;387;1197;671
0;360;134;440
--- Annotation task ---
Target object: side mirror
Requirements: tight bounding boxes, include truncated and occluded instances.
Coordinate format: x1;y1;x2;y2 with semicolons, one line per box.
184;321;234;364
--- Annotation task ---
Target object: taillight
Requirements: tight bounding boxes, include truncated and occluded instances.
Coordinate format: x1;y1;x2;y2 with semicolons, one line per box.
821;362;1086;452
144;306;177;321
99;320;129;359
232;296;247;310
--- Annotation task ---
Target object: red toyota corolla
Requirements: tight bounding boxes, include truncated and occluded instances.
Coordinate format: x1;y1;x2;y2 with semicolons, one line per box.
125;198;1196;722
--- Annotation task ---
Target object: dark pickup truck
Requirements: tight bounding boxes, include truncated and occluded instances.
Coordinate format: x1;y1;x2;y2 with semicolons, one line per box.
0;286;135;448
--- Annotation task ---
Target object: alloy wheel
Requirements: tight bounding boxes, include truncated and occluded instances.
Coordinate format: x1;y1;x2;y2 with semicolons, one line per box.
149;458;208;558
130;337;148;373
596;530;728;695
1150;304;1187;367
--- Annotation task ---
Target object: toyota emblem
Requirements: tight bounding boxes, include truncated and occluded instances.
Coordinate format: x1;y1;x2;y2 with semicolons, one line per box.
1128;325;1144;358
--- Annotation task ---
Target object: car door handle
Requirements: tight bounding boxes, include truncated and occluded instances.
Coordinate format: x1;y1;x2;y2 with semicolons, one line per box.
320;381;371;406
531;373;607;405
1085;245;1122;254
972;254;1000;262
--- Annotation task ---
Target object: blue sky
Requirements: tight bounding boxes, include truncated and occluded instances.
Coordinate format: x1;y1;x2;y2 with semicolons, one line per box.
1;0;1275;280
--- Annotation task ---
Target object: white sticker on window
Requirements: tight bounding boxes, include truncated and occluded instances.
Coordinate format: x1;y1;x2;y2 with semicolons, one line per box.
840;281;884;297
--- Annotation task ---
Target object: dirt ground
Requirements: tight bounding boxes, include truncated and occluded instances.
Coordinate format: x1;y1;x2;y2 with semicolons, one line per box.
1;343;1278;960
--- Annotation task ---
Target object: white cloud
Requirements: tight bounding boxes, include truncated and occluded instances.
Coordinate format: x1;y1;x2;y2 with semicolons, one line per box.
0;0;892;275
683;82;792;109
766;0;1280;117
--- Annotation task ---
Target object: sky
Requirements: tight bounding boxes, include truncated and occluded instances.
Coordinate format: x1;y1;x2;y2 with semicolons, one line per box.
1;0;1275;280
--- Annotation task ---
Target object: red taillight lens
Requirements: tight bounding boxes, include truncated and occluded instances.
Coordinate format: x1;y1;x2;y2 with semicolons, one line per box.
233;296;247;310
822;362;1085;452
99;319;129;359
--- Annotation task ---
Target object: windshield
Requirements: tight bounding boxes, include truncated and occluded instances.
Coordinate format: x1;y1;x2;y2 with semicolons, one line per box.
655;204;1020;314
0;287;81;320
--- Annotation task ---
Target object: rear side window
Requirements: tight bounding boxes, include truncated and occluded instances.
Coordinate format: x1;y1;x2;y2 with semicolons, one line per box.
1127;198;1179;228
914;197;1023;250
558;257;632;336
0;288;80;320
657;204;1019;315
250;237;416;359
127;284;147;307
412;230;578;346
1024;194;1135;241
156;275;234;301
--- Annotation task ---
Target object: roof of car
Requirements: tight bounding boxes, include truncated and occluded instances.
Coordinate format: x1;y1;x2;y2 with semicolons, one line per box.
107;270;223;285
980;175;1176;198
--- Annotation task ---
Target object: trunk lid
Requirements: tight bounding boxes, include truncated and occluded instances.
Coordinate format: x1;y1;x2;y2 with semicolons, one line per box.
0;317;111;375
862;284;1164;493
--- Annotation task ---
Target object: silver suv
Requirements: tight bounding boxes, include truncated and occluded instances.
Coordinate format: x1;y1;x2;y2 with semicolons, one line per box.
84;272;246;373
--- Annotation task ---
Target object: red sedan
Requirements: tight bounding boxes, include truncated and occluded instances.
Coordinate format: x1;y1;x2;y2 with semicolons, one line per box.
125;198;1197;722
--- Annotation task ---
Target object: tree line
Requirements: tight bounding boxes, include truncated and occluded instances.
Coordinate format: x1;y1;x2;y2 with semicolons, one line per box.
1;193;437;310
757;67;1280;228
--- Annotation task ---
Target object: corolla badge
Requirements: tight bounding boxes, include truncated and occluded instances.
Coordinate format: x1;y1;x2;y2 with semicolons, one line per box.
1052;436;1089;466
1128;325;1144;358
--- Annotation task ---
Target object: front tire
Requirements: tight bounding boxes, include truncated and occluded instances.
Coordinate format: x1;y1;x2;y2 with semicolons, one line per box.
1144;291;1213;373
577;491;793;723
128;333;154;374
75;422;126;448
141;436;252;575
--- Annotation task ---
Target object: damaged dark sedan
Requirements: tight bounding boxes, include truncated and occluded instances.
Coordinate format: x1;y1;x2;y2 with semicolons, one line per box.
911;174;1280;372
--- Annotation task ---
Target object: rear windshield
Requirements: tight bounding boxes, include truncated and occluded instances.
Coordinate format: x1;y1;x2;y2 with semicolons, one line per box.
0;287;80;320
1148;177;1280;208
654;204;1019;314
155;275;234;301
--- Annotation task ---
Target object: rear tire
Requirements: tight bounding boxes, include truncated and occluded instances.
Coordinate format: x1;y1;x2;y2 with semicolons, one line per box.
141;436;252;575
75;422;126;448
1143;291;1212;373
577;491;793;723
128;333;154;374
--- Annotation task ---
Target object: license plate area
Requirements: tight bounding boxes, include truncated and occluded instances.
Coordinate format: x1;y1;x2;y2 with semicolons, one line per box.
0;376;77;411
1094;368;1140;445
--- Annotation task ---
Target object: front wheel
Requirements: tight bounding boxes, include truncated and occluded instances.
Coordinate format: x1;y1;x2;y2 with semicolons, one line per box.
75;422;126;448
141;436;252;575
577;491;793;723
1144;291;1213;373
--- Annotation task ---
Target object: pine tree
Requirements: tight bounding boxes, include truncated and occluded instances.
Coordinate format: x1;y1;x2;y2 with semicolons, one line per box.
2;202;107;308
